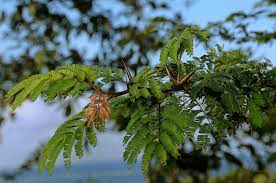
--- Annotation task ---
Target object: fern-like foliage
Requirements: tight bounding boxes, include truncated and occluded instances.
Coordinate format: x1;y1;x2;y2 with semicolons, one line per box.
38;111;97;175
159;26;202;67
5;27;276;175
111;94;195;171
5;65;123;110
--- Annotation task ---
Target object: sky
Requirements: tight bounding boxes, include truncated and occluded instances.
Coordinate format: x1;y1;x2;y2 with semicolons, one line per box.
1;0;276;172
0;96;127;170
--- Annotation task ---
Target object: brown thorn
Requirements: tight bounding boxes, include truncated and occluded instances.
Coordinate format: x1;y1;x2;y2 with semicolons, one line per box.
165;65;177;85
177;70;195;87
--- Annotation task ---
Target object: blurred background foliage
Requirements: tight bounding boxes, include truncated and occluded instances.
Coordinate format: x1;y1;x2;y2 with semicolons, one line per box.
0;0;276;182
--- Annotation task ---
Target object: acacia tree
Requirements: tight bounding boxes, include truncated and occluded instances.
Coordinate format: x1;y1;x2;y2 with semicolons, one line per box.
5;26;276;181
0;0;201;135
1;1;276;183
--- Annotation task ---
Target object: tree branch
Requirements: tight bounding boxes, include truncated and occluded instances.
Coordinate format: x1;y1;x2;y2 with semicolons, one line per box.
107;89;129;100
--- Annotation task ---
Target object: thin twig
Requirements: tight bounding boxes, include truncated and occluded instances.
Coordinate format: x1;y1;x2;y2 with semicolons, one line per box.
89;82;129;100
107;89;129;100
157;103;161;126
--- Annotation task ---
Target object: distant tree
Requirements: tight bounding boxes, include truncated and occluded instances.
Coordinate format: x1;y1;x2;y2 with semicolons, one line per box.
5;28;276;183
207;0;276;46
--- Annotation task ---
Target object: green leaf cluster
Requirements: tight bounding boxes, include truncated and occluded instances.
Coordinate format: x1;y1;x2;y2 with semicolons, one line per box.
5;65;123;110
159;27;203;67
38;111;97;175
118;95;194;172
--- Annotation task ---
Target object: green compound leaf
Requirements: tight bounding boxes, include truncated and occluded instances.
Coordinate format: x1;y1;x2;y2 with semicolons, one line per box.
63;133;75;168
248;99;264;127
160;131;179;158
155;144;167;166
141;143;156;172
46;137;66;175
75;127;84;158
86;127;97;147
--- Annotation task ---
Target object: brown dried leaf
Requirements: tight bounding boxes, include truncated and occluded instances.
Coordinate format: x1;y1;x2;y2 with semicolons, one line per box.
84;92;110;128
